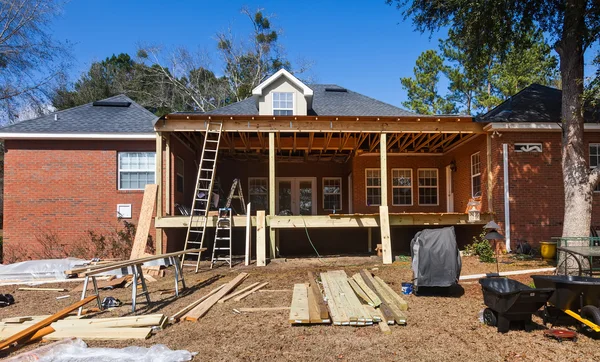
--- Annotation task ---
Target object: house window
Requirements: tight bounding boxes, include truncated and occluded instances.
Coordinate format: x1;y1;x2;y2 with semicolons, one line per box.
365;169;381;206
248;177;268;211
118;152;155;190
590;144;600;192
176;157;184;193
392;169;412;206
323;178;342;211
471;152;481;197
273;92;293;116
418;169;438;205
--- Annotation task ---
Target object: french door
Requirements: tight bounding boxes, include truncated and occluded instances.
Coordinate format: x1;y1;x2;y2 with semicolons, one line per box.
276;177;317;215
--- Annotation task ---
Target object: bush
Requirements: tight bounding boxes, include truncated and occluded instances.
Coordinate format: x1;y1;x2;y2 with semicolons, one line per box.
464;229;496;263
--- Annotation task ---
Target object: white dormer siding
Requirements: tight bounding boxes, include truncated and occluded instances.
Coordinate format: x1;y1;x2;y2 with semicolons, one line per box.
253;69;313;116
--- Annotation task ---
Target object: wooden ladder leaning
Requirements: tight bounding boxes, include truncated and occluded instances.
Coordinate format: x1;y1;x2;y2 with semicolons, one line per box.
181;121;223;272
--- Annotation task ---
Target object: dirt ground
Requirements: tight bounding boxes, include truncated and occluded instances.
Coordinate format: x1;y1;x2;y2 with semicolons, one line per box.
1;255;599;362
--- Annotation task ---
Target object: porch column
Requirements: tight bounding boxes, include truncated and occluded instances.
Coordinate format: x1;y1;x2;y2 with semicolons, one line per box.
165;133;171;216
155;131;163;254
269;132;276;259
380;133;388;206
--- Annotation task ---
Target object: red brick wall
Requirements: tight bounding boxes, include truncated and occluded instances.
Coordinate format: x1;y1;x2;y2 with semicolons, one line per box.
3;139;156;261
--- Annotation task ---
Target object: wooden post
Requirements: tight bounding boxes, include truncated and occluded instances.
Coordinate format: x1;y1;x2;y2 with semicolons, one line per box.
245;202;252;266
165;133;171;216
155;132;163;255
269;132;276;259
380;133;388;207
367;228;372;253
379;205;392;264
256;210;266;266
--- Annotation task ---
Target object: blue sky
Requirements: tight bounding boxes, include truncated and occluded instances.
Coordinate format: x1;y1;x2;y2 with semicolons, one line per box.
51;0;447;108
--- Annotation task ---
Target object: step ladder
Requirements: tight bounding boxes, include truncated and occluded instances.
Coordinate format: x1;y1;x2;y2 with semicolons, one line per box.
225;178;247;215
210;208;233;269
181;121;223;272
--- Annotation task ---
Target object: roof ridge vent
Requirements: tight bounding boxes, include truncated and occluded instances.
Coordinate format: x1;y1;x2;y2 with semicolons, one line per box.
93;101;131;107
325;87;347;93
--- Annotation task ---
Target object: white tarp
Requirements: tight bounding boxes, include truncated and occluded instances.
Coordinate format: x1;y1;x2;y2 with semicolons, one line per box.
0;258;87;285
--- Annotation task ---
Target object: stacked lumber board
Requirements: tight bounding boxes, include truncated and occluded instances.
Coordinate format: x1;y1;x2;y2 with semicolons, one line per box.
292;270;408;330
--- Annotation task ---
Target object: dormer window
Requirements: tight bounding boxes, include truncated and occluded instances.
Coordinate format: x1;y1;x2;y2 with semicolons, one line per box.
273;92;294;115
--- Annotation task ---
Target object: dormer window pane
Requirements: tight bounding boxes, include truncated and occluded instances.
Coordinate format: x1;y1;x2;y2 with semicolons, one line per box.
273;92;293;115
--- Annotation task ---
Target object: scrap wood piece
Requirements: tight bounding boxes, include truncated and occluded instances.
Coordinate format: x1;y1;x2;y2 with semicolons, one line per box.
183;273;249;321
289;284;310;324
351;273;382;307
373;276;408;311
0;295;96;350
170;284;226;321
52;314;165;328
359;270;397;325
129;184;158;259
233;282;269;302
258;289;291;292
218;282;260;304
347;278;374;307
320;272;348;325
307;271;329;321
44;327;152;341
17;287;68;292
1;317;33;324
238;307;290;312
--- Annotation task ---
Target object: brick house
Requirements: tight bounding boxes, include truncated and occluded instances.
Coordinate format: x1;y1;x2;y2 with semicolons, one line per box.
1;70;596;262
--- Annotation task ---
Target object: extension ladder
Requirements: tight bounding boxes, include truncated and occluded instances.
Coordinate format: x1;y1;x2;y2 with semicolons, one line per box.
225;178;247;215
181;121;223;272
210;208;232;269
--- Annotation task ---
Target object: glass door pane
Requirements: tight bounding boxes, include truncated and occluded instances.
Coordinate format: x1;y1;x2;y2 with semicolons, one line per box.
278;180;293;214
298;180;313;215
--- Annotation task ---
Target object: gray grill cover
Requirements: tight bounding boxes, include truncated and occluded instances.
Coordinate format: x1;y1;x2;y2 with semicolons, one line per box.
410;226;462;288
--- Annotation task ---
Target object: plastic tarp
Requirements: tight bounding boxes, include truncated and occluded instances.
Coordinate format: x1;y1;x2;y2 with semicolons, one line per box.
0;258;87;285
410;226;461;288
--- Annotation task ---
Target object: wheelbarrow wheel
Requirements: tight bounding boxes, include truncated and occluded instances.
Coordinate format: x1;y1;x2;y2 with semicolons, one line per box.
579;305;600;334
483;308;497;326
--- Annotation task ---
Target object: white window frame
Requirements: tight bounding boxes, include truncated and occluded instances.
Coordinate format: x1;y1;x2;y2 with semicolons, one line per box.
471;152;482;197
272;92;294;116
176;156;184;193
322;177;343;211
590;144;600;193
365;168;381;206
248;177;269;210
417;168;439;206
392;168;413;206
117;152;156;191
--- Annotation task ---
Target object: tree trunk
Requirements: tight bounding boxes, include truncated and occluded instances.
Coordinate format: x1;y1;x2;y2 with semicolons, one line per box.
558;0;590;240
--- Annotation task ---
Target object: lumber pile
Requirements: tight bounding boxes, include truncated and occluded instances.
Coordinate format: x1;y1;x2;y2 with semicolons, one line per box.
290;270;408;330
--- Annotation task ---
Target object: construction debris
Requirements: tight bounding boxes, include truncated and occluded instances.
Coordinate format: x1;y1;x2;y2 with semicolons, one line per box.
17;287;68;292
182;273;248;321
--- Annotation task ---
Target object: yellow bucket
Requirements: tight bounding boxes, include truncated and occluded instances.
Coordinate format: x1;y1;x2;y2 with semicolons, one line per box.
540;241;557;260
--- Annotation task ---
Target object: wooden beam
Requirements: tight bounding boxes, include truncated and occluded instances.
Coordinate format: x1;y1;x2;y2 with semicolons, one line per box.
256;210;266;266
155;133;163;254
171;284;225;321
183;273;248;321
165;133;171;215
379;206;392;265
268;133;276;259
380;133;388;207
218;282;260;303
130;184;159;259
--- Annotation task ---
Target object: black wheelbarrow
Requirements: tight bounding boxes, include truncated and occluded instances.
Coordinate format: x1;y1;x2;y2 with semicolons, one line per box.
532;275;600;334
479;277;553;333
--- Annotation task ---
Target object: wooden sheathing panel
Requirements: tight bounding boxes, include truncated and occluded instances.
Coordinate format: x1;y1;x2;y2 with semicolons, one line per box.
129;184;159;259
289;284;310;324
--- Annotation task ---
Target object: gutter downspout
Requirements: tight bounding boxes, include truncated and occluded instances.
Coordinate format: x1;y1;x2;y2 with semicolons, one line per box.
503;143;511;252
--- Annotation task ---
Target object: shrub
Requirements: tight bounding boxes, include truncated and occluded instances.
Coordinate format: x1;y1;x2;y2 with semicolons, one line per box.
464;228;496;263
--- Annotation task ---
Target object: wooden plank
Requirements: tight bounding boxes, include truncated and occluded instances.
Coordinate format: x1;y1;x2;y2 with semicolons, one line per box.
307;271;329;320
17;287;67;292
45;327;152;340
373;276;408;311
245;202;252;266
328;271;370;324
129;184;159;259
0;295;96;350
320;272;349;325
359;270;397;325
307;282;321;323
269;132;276;259
289;284;310;324
218;282;260;304
1;317;32;324
361;271;407;325
233;282;268;301
52;314;165;328
155;132;163;255
256;211;266;266
363;305;382;322
347;278;374;306
170;284;226;321
183;273;248;321
380;133;388;207
351;273;382;307
379;205;393;265
258;289;291;292
379;321;392;334
238;307;290;312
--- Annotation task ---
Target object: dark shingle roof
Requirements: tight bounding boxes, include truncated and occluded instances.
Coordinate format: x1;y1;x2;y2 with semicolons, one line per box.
198;84;414;117
477;83;600;123
0;95;157;134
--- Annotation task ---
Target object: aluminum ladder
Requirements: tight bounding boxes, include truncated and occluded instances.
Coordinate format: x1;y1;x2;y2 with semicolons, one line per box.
225;178;247;215
181;121;223;272
210;208;232;269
